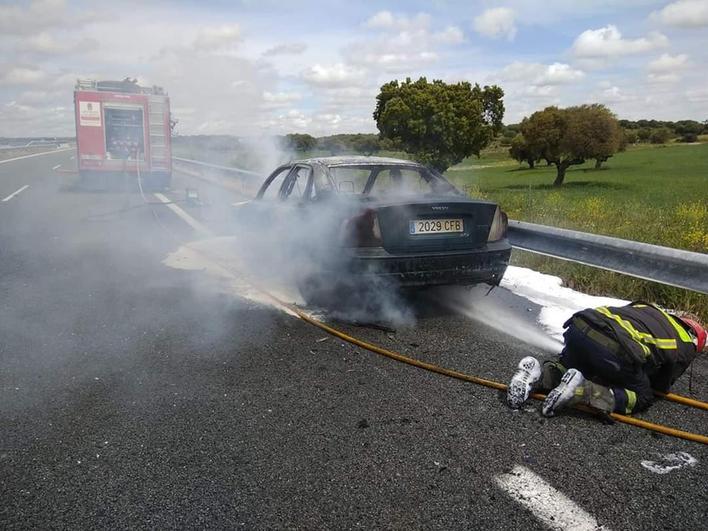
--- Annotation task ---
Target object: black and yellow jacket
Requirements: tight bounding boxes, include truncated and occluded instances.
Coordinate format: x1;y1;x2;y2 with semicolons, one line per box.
566;302;698;392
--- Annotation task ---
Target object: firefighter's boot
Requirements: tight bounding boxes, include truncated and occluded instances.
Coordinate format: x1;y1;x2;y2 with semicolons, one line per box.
579;380;615;413
542;368;585;416
543;370;616;416
507;356;542;409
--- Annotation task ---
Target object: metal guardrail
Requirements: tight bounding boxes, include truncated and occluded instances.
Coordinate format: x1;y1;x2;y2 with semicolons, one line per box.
173;156;708;294
508;220;708;295
173;156;260;177
0;142;66;151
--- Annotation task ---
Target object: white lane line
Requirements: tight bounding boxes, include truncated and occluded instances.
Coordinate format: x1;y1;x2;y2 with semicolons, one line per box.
494;465;607;530
52;164;61;170
2;185;30;202
153;192;212;237
0;147;72;165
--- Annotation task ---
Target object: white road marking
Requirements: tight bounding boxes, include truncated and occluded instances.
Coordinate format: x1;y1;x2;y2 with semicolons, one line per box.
494;465;607;530
52;164;61;170
0;147;72;165
2;185;30;202
153;192;212;237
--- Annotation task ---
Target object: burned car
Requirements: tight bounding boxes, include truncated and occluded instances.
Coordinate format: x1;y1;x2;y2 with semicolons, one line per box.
233;156;511;303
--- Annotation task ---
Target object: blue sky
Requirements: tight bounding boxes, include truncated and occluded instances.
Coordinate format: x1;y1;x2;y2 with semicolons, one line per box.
1;0;707;136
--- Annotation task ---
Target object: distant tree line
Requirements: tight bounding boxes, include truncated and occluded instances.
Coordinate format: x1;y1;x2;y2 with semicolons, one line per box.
618;119;705;144
277;133;394;155
500;118;705;147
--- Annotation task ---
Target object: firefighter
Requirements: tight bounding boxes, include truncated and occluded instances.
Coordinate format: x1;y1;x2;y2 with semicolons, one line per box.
506;302;706;417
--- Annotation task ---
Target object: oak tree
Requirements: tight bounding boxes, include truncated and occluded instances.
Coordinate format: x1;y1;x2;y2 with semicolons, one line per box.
520;104;622;186
373;77;504;172
509;133;540;168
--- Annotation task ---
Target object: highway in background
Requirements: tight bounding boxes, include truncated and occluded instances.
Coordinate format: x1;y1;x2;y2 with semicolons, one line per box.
1;150;706;529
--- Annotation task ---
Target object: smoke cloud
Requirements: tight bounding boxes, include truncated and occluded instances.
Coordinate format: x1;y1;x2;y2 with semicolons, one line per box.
440;285;563;353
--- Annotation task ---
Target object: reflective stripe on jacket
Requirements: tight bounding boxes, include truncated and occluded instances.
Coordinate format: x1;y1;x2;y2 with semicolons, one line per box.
565;302;697;392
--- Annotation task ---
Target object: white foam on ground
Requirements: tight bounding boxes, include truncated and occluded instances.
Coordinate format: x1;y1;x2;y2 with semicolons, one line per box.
163;237;304;317
501;266;628;344
640;452;697;475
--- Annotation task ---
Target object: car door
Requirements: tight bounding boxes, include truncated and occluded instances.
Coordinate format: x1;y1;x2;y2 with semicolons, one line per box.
277;164;323;259
233;165;292;233
280;164;314;204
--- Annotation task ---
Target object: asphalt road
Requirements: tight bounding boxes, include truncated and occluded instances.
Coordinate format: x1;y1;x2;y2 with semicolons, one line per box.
1;151;707;530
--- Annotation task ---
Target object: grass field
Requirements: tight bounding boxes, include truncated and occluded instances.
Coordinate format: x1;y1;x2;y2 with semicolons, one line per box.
444;142;708;321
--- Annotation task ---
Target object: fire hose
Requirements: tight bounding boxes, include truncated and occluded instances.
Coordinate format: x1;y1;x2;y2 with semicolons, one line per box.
252;286;708;446
137;169;708;445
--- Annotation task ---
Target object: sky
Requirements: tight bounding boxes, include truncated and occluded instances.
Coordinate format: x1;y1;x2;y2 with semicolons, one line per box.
1;0;707;137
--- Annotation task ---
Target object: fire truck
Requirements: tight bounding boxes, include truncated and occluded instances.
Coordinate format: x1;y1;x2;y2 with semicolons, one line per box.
74;79;172;189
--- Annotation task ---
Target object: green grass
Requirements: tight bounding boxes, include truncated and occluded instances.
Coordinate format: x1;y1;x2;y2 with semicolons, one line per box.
445;143;708;320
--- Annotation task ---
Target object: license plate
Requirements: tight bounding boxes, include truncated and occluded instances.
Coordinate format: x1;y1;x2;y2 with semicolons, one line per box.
409;218;463;235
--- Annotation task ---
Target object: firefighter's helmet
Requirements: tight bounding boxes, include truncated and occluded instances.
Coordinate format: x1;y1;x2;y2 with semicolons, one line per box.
680;317;707;352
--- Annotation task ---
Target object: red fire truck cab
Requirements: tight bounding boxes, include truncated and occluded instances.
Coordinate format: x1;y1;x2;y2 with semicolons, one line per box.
74;79;172;189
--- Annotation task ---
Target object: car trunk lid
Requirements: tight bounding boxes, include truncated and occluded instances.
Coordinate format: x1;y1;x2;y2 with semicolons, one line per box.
373;198;498;253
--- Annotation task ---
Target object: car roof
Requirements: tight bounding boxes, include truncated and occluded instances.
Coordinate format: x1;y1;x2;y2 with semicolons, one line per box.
293;155;425;168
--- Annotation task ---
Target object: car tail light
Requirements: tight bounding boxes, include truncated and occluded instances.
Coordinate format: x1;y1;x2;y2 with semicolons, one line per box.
487;207;508;242
340;209;383;247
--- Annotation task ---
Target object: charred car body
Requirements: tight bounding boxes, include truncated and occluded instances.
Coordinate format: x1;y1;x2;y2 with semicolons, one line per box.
234;156;511;301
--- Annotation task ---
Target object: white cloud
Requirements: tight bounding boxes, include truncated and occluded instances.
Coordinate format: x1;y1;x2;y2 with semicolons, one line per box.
319;87;378;112
15;90;56;104
365;11;431;31
262;91;302;108
572;25;668;57
434;26;465;45
598;85;632;103
262;42;307;56
0;0;68;36
498;62;585;85
472;7;517;41
648;53;689;72
301;63;366;88
144;45;275;135
366;10;396;29
648;72;681;83
350;50;439;71
347;11;461;72
651;0;708;28
193;24;242;51
0;100;72;137
1;3;706;137
262;109;347;135
523;85;557;98
0;66;48;87
685;87;708;102
647;53;689;82
24;32;98;56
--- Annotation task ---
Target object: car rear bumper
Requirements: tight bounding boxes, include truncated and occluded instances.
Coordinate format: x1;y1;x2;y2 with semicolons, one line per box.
345;240;512;287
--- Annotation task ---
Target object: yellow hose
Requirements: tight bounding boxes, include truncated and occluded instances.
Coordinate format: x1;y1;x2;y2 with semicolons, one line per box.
655;391;708;411
194;254;707;446
270;296;708;446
